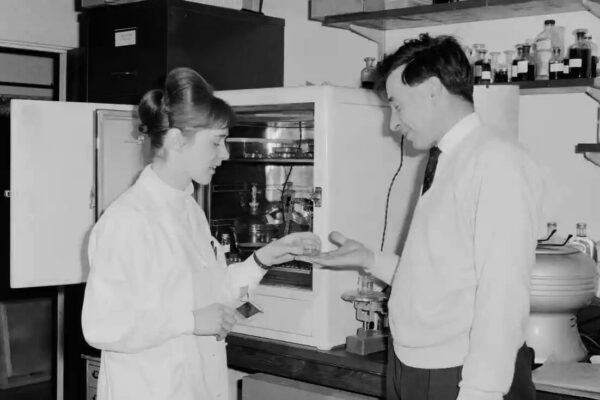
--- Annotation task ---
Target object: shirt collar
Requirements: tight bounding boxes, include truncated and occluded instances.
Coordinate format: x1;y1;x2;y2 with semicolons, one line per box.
137;165;195;204
437;112;481;155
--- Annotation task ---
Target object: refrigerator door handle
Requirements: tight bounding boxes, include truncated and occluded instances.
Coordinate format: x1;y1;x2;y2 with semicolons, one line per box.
310;187;322;208
89;187;96;210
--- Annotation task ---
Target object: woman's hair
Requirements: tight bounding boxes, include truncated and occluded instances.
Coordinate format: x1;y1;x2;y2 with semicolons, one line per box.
374;33;473;104
138;67;236;149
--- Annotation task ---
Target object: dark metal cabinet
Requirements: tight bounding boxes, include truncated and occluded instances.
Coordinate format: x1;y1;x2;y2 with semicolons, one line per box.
80;0;284;104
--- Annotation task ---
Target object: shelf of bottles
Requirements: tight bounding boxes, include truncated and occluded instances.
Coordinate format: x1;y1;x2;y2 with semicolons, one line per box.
208;104;316;289
319;0;598;31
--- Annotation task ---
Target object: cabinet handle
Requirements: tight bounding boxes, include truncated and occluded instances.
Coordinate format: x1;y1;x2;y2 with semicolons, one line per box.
110;71;137;77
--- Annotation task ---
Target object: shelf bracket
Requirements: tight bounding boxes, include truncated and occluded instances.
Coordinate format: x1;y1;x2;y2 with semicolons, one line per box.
577;86;600;167
348;24;385;60
582;0;600;18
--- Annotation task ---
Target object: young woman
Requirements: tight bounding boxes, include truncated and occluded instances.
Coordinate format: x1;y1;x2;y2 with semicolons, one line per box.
82;67;320;400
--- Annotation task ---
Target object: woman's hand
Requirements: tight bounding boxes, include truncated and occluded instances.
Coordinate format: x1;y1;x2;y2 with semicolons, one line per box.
254;231;321;267
296;231;374;270
192;303;241;341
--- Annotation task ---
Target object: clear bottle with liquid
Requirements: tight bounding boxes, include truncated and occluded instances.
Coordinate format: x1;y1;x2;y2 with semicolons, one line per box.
569;222;597;262
568;29;592;78
549;47;565;80
361;57;377;90
534;20;555;80
504;49;515;82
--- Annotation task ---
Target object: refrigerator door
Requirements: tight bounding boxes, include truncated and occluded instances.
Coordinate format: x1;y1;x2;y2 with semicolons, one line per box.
95;109;149;219
10;100;134;288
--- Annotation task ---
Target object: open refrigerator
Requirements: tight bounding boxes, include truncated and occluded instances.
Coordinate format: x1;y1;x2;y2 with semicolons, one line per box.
214;86;410;349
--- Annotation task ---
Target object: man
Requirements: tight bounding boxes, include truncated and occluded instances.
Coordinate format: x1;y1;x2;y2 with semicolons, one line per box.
302;34;543;400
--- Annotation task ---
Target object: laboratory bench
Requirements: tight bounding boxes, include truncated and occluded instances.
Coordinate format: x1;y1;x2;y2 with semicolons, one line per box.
225;333;600;400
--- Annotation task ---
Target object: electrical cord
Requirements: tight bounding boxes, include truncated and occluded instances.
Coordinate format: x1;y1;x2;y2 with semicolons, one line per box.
380;135;405;252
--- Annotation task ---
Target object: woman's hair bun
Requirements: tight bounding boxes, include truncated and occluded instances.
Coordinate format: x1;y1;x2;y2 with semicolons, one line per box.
138;89;169;142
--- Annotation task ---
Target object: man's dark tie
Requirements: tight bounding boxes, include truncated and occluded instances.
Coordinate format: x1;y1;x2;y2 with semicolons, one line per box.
422;146;441;195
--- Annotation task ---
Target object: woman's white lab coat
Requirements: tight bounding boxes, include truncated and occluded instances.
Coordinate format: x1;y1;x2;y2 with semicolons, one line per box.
82;165;265;400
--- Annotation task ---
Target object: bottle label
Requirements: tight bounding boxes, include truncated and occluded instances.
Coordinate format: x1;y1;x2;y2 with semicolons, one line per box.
550;62;563;72
474;65;482;77
518;60;528;73
222;244;230;253
482;71;491;80
563;64;570;74
511;65;518;77
570;58;582;68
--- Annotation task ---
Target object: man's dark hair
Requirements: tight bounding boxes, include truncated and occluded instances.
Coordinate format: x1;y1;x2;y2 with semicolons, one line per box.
375;33;473;104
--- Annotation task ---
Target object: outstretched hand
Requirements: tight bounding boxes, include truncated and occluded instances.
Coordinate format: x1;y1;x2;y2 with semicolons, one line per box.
297;231;374;270
255;231;322;266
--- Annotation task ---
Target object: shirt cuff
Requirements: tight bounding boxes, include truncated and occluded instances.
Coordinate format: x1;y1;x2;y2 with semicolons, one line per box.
173;310;195;335
457;387;503;400
368;252;399;285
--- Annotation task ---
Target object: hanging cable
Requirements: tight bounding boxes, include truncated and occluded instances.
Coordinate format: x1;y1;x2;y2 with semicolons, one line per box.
380;135;404;252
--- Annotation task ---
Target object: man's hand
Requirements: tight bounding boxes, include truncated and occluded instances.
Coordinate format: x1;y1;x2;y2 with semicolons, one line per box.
297;231;374;271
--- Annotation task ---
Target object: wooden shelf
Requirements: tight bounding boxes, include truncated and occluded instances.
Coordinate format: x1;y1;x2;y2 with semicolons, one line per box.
476;77;600;95
321;0;598;31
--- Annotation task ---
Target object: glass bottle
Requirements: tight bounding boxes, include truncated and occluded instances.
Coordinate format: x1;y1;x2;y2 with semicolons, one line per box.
472;44;485;84
543;221;562;245
512;45;524;82
535;19;556;53
474;48;490;84
504;49;515;82
480;49;492;84
521;43;536;81
489;51;503;83
361;57;377;89
569;223;597;262
568;28;592;78
586;35;598;78
549;47;565;80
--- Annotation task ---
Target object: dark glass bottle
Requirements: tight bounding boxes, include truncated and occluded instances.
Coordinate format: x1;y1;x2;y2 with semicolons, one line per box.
361;57;377;89
473;48;488;84
521;43;536;81
568;28;592;78
512;45;523;82
477;49;491;84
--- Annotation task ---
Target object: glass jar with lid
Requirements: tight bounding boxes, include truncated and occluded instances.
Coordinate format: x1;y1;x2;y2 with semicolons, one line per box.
549;47;565;80
519;43;535;81
568;28;592;78
512;45;524;82
361;57;377;89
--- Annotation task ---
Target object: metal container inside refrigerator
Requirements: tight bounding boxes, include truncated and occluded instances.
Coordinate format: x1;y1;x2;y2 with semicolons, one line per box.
214;86;411;350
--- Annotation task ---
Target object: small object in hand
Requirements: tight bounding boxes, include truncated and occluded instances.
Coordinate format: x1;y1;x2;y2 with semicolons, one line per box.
302;240;321;256
236;301;263;319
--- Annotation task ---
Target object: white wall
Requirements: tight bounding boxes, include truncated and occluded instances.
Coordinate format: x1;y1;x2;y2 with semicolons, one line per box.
0;0;79;48
384;11;600;239
262;0;378;87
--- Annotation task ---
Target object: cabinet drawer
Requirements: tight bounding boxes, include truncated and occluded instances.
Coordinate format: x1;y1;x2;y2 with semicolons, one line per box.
85;4;164;100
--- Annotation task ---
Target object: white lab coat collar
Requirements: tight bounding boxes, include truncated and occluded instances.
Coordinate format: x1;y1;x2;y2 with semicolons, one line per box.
437;112;482;155
137;165;195;206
